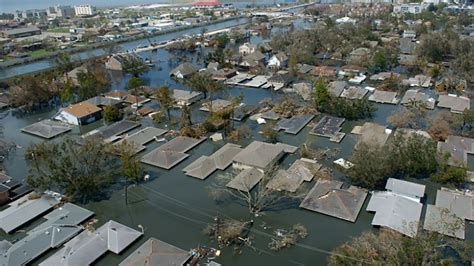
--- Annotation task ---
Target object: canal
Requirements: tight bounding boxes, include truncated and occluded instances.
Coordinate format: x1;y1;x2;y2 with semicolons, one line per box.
0;18;472;266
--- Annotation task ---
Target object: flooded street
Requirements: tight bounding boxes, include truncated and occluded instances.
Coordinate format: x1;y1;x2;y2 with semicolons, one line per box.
0;19;472;266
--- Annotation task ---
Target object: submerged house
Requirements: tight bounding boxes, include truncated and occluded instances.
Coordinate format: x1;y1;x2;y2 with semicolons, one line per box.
105;53;141;71
173;89;203;106
54;101;102;125
267;52;288;69
170;63;199;79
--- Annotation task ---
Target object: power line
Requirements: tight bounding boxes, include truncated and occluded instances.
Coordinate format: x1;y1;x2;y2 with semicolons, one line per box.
131;184;367;264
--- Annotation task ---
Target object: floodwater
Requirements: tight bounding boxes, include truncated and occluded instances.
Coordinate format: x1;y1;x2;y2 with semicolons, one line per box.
0;20;473;266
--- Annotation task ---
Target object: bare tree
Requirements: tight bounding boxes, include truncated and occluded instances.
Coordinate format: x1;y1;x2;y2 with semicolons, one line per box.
207;166;309;214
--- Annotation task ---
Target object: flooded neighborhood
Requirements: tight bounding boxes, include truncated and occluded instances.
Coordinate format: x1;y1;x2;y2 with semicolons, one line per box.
0;0;473;265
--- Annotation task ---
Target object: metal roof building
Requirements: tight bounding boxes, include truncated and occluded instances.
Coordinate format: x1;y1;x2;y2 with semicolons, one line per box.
0;191;61;234
423;204;465;239
385;178;425;200
367;191;422;237
39;220;142;266
119;238;191;266
0;203;94;266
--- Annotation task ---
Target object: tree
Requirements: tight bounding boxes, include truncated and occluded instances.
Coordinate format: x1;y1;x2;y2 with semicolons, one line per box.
55;52;73;75
349;133;438;189
103;105;122;122
207;167;309;214
26;138;121;202
117;142;143;183
121;55;148;77
314;80;331;111
369;50;388;72
432;152;468;186
186;72;218;99
59;78;74;104
261;122;278;143
155;85;175;121
76;69;109;101
329;229;471;265
127;76;145;91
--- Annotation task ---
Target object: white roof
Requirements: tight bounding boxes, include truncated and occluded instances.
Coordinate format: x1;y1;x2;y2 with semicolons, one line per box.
385;178;425;200
40;220;142;266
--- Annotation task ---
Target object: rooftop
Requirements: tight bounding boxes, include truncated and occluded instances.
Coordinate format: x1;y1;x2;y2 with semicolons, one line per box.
328;81;347;97
119;238;191;266
368;90;399;104
0;203;94;265
82;120;141;143
141;137;205;169
401;90;435;109
352;122;391;148
435;188;473;221
300;180;368;222
310;115;346;142
266;158;321;192
423;204;465;239
86;96;122;107
437;135;474;167
200;99;231;112
385;178;425;200
62;102;101;118
39;220;142;266
21;119;72;139
273;114;315;135
183;143;242;179
233;141;292;170
367;191;422;237
437;94;470;114
0;191;61;234
226;167;264;192
340;86;369;100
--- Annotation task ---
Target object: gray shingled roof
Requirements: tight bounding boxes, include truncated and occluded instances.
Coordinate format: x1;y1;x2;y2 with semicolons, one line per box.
353;122;390;148
368;90;399;104
116;127;167;146
300;180;368;222
340;86;369;100
367;191;422;237
119;238;191;266
385;178;425;199
0;203;94;266
0;191;61;234
328;81;347;97
21;119;73;139
423;204;465;239
183;143;242;179
170;63;199;77
437;135;474;167
437;94;470;114
266;158;321;192
39;220;142;266
233;141;286;170
141;137;205;169
435;189;474;221
83;120;141;143
86;96;122;107
226;167;264;192
400;89;435;109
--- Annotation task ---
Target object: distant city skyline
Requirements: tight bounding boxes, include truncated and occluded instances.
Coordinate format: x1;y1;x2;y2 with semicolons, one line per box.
0;0;173;13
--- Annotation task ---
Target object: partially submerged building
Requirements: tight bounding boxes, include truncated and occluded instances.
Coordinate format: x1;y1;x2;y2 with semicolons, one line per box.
368;90;399;104
437;135;474;167
340;86;369;100
226;167;264;192
200;99;231;112
328;81;347;97
21;119;72;139
119;238;191;266
0;191;62;234
300;180;368;222
82;120;141;143
437;94;470;114
232;141;297;172
54;102;102;125
367;178;425;237
273;114;314;135
310;115;346;143
141;137;205;169
173;89;203;106
39;220;142;266
352;122;391;148
115;127;168;154
183;143;242;180
400;89;435;109
0;203;94;265
170;63;199;79
266;158;321;193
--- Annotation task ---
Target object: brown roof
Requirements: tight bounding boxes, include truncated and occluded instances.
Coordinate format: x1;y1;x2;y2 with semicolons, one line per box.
104;90;129;99
64;102;101;118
